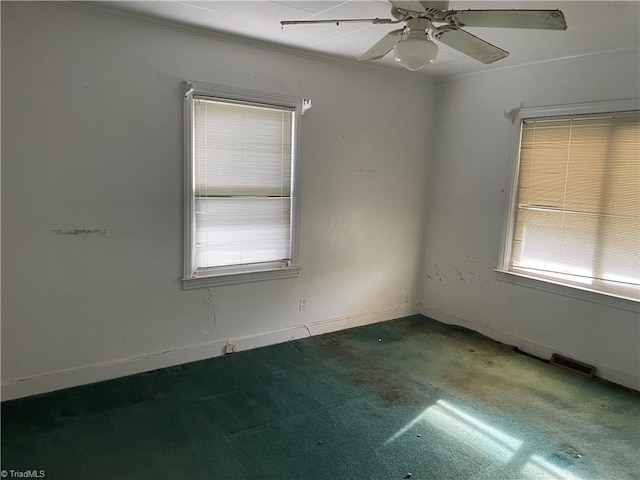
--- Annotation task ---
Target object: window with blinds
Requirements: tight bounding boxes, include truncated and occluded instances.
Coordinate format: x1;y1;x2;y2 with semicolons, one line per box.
192;97;294;273
182;82;304;288
509;110;640;300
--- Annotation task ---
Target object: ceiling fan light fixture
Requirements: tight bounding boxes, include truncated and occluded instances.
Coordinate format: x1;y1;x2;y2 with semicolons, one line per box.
393;32;439;71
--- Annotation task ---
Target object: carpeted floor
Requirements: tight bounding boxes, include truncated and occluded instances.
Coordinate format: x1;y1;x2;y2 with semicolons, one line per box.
2;315;639;479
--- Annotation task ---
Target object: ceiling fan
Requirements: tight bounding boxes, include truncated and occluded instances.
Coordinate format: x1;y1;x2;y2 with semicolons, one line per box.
281;1;567;71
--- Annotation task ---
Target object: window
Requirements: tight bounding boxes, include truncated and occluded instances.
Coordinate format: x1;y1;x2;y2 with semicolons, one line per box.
182;82;308;289
498;100;640;302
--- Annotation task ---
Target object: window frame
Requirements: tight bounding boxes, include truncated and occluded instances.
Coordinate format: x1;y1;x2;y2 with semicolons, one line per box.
497;98;640;310
182;81;307;289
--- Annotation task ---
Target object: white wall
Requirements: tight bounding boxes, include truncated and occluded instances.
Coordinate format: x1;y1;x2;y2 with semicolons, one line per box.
420;51;640;389
1;2;433;399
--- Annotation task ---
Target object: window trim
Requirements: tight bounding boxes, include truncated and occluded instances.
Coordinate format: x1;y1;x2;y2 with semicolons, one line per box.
182;81;306;289
496;98;640;307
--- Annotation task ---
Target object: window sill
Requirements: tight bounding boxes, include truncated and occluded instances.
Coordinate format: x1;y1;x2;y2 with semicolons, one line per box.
494;269;639;313
182;266;301;289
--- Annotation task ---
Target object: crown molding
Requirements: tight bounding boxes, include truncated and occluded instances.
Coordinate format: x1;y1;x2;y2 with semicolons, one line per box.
439;46;640;83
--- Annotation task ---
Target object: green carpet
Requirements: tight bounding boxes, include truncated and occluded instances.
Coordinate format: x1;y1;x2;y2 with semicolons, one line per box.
2;315;639;479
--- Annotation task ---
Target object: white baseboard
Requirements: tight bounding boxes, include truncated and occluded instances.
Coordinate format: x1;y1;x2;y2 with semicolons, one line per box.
1;304;420;401
421;305;640;391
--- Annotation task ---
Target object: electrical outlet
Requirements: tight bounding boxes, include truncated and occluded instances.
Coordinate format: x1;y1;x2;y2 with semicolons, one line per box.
299;297;306;311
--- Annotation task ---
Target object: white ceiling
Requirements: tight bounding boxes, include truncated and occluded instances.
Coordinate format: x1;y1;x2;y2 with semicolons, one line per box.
92;1;640;77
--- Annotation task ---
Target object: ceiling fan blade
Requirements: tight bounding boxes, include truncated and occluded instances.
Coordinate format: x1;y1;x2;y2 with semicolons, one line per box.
435;28;509;64
359;28;405;61
281;18;398;26
389;1;449;13
389;1;427;13
448;10;567;30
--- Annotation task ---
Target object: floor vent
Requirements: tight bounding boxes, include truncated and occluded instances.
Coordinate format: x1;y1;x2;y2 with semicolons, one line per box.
550;353;596;377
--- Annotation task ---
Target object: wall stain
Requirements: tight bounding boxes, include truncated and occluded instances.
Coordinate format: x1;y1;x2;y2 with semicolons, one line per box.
52;229;107;236
427;264;443;282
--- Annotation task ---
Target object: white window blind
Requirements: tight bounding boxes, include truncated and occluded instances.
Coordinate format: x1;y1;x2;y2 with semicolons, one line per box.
510;110;640;299
193;97;294;271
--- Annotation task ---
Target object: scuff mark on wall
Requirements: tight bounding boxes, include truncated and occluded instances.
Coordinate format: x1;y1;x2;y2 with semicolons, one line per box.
52;229;108;236
200;288;217;336
427;264;443;282
396;293;411;304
